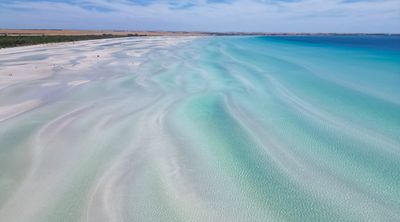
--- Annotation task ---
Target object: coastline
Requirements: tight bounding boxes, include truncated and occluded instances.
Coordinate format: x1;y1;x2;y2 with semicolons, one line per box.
0;29;207;49
1;29;399;49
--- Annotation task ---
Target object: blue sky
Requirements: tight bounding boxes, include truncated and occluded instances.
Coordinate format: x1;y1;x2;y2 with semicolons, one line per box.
0;0;399;32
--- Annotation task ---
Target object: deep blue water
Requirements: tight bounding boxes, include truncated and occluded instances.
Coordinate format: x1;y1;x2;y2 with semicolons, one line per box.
263;35;400;51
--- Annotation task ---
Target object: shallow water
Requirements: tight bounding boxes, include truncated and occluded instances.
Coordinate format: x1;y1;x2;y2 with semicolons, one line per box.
0;36;399;221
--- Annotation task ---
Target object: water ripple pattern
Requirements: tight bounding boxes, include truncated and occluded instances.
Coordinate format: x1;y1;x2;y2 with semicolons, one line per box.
0;36;399;222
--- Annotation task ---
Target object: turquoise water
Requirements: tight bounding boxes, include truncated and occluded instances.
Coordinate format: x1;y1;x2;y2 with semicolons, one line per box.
0;36;399;221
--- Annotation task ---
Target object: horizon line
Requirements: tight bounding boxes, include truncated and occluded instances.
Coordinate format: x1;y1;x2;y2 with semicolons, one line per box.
1;29;399;35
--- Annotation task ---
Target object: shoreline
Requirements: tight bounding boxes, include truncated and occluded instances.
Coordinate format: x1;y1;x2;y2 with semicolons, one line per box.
1;29;399;49
0;29;208;49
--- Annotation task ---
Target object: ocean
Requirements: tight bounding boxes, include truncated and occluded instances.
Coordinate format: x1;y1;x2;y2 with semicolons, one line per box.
0;35;399;221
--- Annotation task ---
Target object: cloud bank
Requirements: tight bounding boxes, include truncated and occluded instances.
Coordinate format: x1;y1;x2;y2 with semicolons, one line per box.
0;0;399;32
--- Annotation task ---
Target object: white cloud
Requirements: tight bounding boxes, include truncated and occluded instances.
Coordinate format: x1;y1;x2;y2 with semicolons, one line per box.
0;0;399;32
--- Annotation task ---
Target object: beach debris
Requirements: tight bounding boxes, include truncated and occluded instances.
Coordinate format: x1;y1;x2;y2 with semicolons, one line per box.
97;55;100;58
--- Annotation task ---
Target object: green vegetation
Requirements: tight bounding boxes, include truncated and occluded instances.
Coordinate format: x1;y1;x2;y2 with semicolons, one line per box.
0;35;139;48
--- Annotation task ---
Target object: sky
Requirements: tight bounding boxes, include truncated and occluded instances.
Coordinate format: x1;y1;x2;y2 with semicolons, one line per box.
0;0;399;33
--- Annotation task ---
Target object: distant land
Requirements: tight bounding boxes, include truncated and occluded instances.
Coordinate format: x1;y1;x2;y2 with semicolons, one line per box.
0;29;205;48
0;29;398;48
1;29;399;36
0;29;208;37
